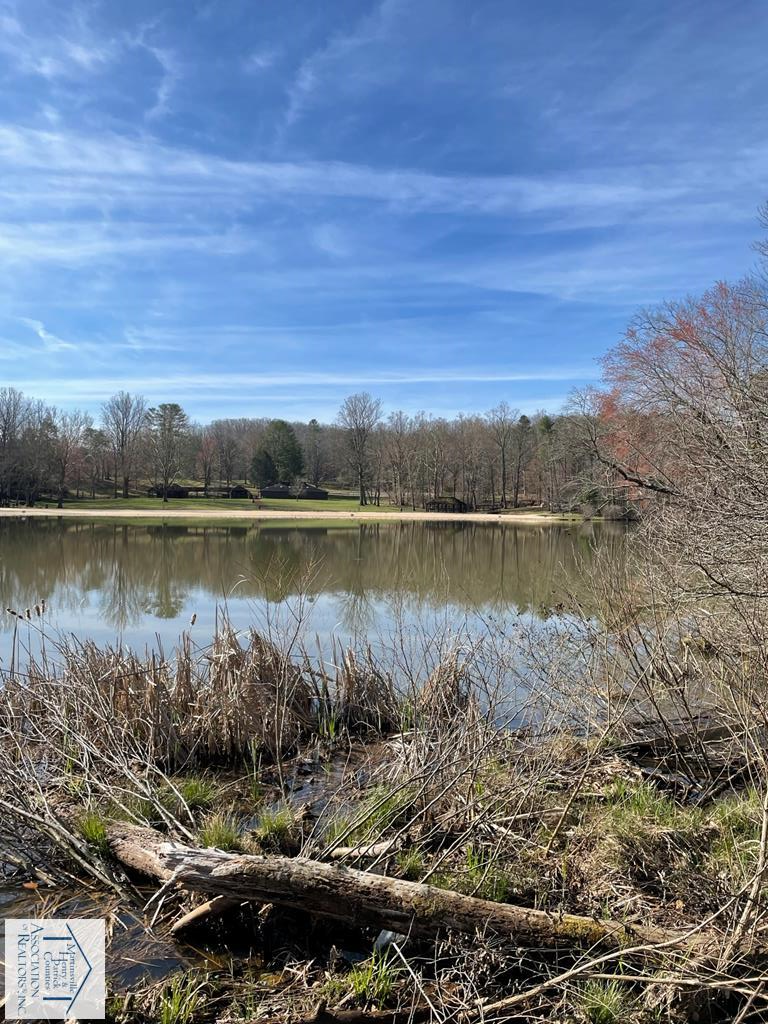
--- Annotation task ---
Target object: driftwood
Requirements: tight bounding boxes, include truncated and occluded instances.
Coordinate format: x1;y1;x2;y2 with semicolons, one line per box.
299;1005;432;1023
170;895;243;935
107;823;720;954
328;839;400;861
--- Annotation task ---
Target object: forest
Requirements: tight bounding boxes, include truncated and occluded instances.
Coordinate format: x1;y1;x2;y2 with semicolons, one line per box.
0;387;627;514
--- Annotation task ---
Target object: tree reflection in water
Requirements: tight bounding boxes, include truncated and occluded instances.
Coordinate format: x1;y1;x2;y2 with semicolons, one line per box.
0;519;627;660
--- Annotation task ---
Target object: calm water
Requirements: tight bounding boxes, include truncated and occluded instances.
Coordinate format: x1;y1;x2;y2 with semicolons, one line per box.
0;518;626;665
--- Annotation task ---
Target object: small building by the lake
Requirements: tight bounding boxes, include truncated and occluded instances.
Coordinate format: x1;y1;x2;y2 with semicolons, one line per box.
424;496;468;513
260;483;293;498
147;484;190;499
298;484;329;500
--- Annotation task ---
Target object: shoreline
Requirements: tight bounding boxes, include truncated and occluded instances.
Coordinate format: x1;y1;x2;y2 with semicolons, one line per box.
0;506;579;525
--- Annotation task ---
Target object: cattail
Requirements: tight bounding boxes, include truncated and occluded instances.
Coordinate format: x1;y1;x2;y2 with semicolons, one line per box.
190;613;197;626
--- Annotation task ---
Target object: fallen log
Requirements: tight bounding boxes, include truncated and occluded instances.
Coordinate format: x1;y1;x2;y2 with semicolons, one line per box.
107;823;721;954
109;824;172;881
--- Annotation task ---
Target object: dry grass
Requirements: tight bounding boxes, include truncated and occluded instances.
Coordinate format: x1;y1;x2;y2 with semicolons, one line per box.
5;609;768;1022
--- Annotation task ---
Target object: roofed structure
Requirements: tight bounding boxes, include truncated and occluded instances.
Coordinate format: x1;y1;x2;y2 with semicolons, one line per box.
260;483;293;498
424;496;468;513
298;484;328;500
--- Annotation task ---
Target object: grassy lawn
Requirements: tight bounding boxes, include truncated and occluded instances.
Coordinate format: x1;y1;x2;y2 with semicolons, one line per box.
58;494;403;513
35;494;583;522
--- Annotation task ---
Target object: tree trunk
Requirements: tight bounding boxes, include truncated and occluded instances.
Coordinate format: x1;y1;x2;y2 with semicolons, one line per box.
106;823;713;955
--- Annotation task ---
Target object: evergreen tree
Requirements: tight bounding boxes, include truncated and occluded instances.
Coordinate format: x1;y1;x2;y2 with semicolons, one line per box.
264;419;303;481
251;448;278;487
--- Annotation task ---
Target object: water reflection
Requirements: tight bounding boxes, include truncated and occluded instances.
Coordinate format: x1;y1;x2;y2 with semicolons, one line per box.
0;519;626;659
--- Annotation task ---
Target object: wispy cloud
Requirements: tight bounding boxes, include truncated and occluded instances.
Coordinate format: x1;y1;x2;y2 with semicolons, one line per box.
143;43;182;121
11;366;592;397
0;2;114;80
125;20;183;121
18;316;76;351
281;0;401;132
243;48;278;73
0;123;741;222
0;0;764;420
0;221;260;266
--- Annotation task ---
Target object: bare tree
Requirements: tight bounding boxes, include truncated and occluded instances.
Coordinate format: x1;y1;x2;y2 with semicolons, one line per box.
51;409;92;508
101;391;147;498
83;427;110;498
338;393;382;505
0;387;27;503
591;278;768;598
195;427;217;495
386;411;418;508
486;401;518;508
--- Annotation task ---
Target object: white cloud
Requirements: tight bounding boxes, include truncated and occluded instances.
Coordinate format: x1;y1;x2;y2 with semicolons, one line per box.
0;123;730;222
10;367;592;397
0;2;114;81
143;43;182;121
8;370;580;419
0;221;260;266
243;49;277;73
18;316;76;351
311;223;350;258
282;0;401;132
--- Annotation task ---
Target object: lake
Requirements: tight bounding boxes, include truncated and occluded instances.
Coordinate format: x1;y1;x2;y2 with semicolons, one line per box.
0;518;626;667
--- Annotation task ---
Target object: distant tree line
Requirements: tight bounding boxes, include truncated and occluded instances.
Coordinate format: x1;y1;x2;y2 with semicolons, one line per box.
0;387;628;512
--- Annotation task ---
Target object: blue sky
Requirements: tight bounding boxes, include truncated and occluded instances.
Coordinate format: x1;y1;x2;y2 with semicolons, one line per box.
0;0;766;422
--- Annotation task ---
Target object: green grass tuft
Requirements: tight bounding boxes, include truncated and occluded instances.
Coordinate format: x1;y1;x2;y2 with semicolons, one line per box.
463;844;513;902
174;775;220;813
347;951;400;1007
158;972;206;1024
197;811;242;851
708;787;763;880
79;809;110;855
603;780;703;836
336;785;415;846
396;847;425;881
255;804;295;851
579;979;636;1023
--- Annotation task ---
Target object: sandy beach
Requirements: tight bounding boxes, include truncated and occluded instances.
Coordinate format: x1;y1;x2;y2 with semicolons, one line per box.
0;506;572;524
